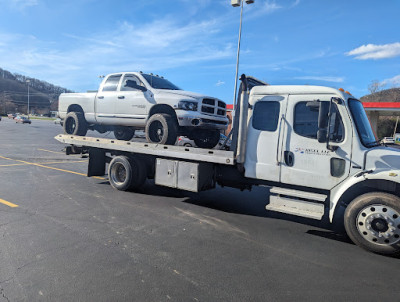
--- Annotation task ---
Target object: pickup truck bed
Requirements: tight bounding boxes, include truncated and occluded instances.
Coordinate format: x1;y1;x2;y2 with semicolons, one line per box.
55;134;235;165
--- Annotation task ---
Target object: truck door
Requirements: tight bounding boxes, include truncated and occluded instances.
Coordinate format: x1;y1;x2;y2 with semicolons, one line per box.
115;74;149;127
280;94;351;190
95;74;122;125
244;95;288;182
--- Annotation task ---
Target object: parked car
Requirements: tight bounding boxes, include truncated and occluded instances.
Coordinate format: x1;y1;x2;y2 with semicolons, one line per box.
177;133;231;150
15;116;32;124
177;136;195;147
381;137;395;144
54;118;63;125
0;116;2;121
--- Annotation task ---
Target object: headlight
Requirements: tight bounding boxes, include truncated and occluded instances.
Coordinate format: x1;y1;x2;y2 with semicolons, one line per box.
178;101;198;111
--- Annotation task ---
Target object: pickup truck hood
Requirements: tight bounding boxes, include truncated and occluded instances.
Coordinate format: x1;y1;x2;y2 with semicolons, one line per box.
365;146;400;170
153;89;216;100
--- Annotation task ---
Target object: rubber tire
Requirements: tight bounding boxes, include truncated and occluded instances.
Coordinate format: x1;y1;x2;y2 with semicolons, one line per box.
108;156;146;191
114;126;135;141
344;192;400;256
63;112;88;136
145;113;178;145
193;129;220;149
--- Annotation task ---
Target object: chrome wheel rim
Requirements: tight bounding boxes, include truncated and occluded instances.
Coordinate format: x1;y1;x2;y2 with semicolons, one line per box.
110;163;127;185
357;204;400;245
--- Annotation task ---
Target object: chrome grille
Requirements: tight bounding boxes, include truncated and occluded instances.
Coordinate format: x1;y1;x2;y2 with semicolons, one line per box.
201;98;226;116
203;98;215;106
202;106;214;114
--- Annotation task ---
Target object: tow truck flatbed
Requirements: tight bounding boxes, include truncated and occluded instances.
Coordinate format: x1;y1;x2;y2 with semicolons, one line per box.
55;134;235;165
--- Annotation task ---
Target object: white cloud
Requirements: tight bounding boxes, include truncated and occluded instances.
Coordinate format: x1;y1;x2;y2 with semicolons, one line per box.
295;76;344;83
259;1;282;14
291;0;301;7
0;17;234;90
215;80;225;86
0;0;39;10
382;75;400;87
346;43;400;60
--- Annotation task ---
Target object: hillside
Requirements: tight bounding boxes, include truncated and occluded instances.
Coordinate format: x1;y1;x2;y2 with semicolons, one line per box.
0;67;72;115
360;87;400;103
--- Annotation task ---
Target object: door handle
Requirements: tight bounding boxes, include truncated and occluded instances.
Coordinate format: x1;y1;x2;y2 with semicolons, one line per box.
118;96;125;99
284;151;294;167
97;96;104;99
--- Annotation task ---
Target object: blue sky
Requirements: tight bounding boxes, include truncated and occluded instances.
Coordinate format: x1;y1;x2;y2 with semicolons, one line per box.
0;0;399;102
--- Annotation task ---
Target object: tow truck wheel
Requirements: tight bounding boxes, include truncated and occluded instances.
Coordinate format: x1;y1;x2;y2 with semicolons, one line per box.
108;156;146;191
193;129;220;149
344;192;400;256
114;126;135;141
64;112;88;136
145;113;178;145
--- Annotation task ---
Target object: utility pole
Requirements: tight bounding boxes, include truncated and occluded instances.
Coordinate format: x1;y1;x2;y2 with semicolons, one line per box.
26;79;30;119
394;116;399;137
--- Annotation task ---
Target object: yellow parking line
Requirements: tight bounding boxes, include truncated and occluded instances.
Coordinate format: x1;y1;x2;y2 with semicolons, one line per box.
39;160;87;165
0;198;18;208
0;163;27;167
0;160;86;167
0;155;105;180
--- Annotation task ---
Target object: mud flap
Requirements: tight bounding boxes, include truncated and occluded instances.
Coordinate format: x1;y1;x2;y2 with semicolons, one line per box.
88;148;106;177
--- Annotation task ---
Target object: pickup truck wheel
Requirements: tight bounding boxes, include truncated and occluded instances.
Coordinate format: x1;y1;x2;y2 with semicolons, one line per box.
193;129;220;149
114;127;135;141
64;112;88;136
344;192;400;256
145;113;178;145
108;156;146;191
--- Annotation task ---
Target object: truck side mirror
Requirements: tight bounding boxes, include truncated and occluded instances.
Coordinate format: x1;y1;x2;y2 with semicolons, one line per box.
136;85;147;92
317;129;327;143
125;80;147;92
318;102;329;129
317;102;330;143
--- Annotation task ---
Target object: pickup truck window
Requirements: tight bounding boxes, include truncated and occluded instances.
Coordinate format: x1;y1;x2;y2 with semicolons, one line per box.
121;75;144;91
142;74;181;90
294;101;344;142
102;75;122;92
252;101;280;131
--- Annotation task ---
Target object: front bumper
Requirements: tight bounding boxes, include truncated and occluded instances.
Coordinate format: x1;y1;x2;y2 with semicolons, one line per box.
176;111;228;130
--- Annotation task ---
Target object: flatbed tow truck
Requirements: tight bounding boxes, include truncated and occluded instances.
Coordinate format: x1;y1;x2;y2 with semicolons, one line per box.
56;75;400;256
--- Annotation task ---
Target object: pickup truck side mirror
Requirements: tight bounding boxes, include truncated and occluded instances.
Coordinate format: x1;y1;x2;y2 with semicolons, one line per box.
125;80;147;92
136;85;147;92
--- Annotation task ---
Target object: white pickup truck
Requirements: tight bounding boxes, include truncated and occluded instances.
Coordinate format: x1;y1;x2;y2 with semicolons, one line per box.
58;72;229;148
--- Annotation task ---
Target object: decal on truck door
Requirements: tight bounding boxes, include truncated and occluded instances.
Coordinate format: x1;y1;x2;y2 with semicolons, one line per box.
294;148;332;156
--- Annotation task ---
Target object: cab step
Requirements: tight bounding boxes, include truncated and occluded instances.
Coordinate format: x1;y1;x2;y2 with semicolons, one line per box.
266;187;327;220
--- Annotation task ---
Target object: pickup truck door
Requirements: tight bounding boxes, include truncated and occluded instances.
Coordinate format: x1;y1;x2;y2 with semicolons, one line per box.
114;74;149;127
280;94;351;190
95;74;122;125
244;95;288;182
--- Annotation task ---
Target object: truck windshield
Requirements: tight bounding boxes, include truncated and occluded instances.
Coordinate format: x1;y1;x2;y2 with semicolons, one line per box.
348;99;377;147
142;74;181;90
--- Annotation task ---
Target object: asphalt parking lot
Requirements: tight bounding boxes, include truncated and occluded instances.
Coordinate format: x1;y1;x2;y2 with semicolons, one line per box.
0;117;399;302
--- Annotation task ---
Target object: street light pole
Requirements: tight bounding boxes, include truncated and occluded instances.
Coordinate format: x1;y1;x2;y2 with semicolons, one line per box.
26;79;30;119
231;0;254;112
